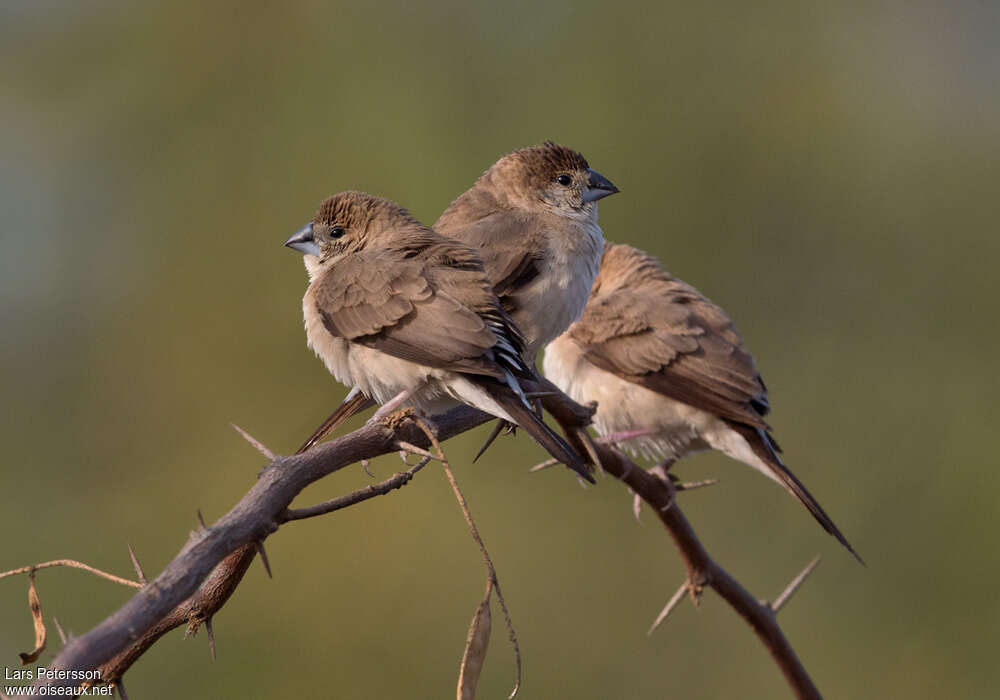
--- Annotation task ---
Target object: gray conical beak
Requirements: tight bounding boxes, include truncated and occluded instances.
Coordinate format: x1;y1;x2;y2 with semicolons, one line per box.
285;222;320;256
582;168;620;203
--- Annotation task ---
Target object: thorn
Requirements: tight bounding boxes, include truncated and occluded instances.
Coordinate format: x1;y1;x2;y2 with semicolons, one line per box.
361;459;374;478
632;491;642;523
205;616;217;661
196;510;208;532
115;680;129;700
53;617;68;646
771;555;821;613
648;580;689;635
675;478;720;492
255;541;272;579
231;423;275;460
528;458;558;473
127;544;148;585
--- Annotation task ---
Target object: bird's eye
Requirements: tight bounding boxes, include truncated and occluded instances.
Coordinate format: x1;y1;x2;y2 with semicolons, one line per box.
330;226;346;239
556;174;572;186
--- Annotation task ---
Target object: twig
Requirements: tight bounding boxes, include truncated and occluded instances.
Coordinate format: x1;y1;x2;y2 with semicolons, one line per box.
412;418;522;700
614;454;817;698
283;457;431;522
0;560;142;589
36;405;493;692
536;385;823;700
30;385;826;700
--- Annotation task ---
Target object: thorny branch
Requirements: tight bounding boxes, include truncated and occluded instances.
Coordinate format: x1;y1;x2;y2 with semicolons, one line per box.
21;386;827;699
537;379;824;700
28;405;492;693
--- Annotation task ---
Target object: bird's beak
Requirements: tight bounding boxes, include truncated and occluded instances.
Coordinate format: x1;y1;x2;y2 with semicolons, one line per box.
284;222;321;256
582;168;620;203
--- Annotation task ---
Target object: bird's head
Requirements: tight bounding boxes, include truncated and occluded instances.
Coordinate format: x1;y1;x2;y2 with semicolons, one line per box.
487;141;618;217
285;191;422;276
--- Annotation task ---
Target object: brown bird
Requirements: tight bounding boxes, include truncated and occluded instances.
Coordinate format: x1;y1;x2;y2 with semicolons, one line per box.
543;243;861;560
434;141;618;357
285;191;591;481
297;142;619;452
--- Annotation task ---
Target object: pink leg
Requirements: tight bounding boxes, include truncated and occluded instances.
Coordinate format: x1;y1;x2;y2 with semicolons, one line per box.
596;428;658;444
368;386;418;422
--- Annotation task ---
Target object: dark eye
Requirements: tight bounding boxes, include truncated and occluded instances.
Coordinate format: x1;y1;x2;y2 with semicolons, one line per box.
556;174;572;186
330;226;346;239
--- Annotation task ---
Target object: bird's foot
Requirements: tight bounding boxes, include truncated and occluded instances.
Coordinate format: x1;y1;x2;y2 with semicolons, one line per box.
633;460;718;517
368;386;418;424
633;460;678;517
379;406;419;430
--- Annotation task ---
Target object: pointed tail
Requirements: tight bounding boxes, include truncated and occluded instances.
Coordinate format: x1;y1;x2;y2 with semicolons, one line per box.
296;390;377;454
486;383;594;483
730;423;864;564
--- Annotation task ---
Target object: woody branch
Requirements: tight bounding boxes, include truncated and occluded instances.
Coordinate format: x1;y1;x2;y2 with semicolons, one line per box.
28;389;821;699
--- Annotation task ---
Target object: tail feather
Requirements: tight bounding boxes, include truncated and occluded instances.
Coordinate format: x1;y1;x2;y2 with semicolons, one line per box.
730;423;864;565
488;384;594;483
296;391;377;454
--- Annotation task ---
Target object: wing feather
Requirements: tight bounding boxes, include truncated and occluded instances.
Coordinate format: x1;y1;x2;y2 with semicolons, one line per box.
313;244;527;378
570;275;772;429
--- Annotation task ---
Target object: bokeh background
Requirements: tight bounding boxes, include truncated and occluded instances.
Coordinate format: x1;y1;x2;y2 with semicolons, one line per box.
2;1;997;697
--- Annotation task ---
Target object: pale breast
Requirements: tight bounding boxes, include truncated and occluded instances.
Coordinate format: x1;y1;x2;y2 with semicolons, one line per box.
518;216;604;355
303;290;431;404
303;291;354;386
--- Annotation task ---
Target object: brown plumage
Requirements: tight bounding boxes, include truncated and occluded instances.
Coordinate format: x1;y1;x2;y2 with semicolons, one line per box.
286;191;590;480
544;243;861;561
434;142;618;357
293;144;619;453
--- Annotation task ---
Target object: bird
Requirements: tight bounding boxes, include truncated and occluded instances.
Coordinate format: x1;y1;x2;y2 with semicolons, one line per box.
284;190;591;481
296;142;619;452
434;141;618;357
542;243;861;560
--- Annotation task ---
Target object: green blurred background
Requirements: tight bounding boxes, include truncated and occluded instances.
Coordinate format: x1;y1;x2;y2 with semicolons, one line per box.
2;1;997;697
